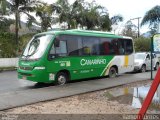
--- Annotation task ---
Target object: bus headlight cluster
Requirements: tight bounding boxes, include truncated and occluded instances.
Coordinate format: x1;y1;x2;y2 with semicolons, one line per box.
34;66;45;70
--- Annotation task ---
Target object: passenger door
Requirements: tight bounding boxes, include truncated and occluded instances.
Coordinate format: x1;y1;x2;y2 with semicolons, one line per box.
117;38;134;73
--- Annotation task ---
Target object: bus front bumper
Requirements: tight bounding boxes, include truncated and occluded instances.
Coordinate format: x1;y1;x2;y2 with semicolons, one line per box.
18;68;55;83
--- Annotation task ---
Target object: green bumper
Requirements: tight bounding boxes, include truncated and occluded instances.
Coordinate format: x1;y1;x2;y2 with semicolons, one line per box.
18;69;54;83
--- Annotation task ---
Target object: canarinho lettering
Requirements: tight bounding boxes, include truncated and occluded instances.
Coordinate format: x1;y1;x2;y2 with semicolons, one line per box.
80;59;106;66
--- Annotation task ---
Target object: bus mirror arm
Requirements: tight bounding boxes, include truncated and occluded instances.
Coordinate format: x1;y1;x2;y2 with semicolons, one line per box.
48;54;55;60
48;54;60;60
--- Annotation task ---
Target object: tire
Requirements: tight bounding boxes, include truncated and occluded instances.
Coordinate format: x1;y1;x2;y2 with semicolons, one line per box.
154;63;159;70
141;65;146;73
108;67;117;78
56;72;68;85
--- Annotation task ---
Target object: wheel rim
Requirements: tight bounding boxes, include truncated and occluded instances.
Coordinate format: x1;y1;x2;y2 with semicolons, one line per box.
109;69;116;78
57;75;66;85
141;66;146;72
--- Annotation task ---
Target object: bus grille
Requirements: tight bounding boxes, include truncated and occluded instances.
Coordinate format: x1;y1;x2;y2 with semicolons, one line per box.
19;72;32;76
19;66;33;70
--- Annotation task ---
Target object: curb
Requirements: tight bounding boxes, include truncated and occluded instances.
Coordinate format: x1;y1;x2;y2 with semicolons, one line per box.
0;67;17;72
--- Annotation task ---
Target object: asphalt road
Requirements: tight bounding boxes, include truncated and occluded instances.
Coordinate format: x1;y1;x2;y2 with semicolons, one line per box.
0;70;157;110
0;71;156;92
0;71;35;93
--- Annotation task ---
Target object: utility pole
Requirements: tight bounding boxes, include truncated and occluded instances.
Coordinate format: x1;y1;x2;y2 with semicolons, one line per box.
130;17;141;38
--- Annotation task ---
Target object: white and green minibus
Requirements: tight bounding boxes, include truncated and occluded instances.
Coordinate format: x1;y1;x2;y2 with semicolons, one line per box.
18;29;134;85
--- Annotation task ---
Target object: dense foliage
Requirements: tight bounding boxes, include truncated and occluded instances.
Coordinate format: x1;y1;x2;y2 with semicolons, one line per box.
141;5;160;35
134;37;151;52
0;18;14;32
0;0;159;57
0;32;17;57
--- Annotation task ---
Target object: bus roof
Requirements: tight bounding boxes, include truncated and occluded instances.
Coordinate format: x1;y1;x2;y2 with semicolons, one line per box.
37;29;132;39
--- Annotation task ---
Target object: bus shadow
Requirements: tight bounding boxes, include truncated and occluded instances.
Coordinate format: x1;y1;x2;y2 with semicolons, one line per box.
20;82;56;90
35;83;56;88
22;77;109;90
22;75;123;90
67;75;122;84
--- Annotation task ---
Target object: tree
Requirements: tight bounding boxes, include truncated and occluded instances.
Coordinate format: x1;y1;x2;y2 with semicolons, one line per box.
78;0;111;30
0;0;40;45
0;32;17;58
57;0;75;29
72;0;122;31
149;23;159;35
30;2;61;31
111;14;123;33
83;2;101;30
0;0;8;15
111;14;123;25
134;37;151;52
57;0;112;31
71;0;86;29
99;14;111;31
0;18;14;32
141;5;160;33
0;0;12;31
121;21;138;39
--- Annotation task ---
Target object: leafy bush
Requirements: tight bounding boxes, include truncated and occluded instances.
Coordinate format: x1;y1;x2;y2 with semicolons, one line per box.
0;18;14;32
0;32;36;58
134;37;151;52
0;32;17;58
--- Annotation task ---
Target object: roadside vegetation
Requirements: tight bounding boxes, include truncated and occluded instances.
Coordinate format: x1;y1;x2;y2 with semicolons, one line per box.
0;0;159;57
134;37;151;52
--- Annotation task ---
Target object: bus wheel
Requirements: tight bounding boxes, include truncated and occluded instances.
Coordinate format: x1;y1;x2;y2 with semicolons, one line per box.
109;67;117;78
141;65;146;73
56;72;68;85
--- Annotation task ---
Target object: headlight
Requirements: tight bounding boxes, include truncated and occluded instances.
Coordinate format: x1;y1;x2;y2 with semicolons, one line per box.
34;66;45;70
134;62;139;66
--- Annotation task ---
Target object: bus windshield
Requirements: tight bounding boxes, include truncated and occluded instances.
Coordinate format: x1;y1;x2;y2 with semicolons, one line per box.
22;34;53;60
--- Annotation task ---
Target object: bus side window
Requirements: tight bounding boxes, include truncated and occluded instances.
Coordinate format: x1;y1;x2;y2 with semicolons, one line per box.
102;42;110;55
82;37;100;55
125;39;133;55
66;35;83;56
55;40;67;56
112;39;119;55
50;45;55;54
118;39;133;55
118;39;125;55
100;38;117;55
49;39;57;59
49;39;67;59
